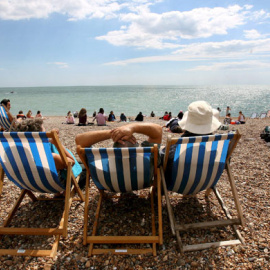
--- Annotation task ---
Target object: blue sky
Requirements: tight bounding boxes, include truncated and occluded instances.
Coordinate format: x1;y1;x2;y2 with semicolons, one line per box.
0;0;269;87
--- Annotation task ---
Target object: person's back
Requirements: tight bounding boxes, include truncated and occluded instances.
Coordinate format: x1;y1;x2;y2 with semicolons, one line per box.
66;113;75;124
120;113;127;122
161;101;221;183
135;112;143;121
93;108;107;126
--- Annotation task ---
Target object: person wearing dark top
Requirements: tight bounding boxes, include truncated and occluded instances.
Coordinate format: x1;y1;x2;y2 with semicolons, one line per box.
150;111;155;117
163;118;182;133
108;111;116;122
135;112;144;121
78;108;87;126
120;113;127;122
17;110;26;120
177;110;183;120
160;101;221;183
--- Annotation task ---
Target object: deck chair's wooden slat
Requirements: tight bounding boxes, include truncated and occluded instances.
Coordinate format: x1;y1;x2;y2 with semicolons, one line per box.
86;236;160;244
91;248;154;255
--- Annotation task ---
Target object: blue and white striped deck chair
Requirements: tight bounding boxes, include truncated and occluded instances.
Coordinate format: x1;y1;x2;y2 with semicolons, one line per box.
161;131;245;253
0;131;85;257
0;106;13;131
259;112;267;119
77;144;163;256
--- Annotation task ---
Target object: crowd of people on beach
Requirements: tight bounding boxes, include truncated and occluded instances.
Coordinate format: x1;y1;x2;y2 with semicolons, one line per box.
1;98;226;191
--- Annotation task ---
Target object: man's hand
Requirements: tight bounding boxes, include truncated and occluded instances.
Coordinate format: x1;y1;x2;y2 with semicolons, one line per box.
111;126;136;145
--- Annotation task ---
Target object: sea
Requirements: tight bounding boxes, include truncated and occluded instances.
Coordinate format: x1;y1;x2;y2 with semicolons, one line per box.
0;85;269;117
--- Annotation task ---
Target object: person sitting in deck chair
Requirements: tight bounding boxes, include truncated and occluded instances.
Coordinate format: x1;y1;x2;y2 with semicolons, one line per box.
160;100;221;182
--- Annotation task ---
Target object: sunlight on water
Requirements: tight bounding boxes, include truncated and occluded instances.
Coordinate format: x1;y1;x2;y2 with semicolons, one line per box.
0;85;269;117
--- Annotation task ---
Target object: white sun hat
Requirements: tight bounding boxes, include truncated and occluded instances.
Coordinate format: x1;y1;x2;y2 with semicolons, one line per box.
178;101;221;134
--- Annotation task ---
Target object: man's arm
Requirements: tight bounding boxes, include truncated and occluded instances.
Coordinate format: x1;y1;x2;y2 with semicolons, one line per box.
110;123;162;144
75;130;112;147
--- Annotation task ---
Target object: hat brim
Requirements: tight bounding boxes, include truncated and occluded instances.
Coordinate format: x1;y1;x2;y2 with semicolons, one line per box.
178;111;221;134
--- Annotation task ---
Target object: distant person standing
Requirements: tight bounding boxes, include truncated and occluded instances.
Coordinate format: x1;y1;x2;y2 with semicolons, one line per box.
150;111;155;117
135;112;144;121
226;106;231;116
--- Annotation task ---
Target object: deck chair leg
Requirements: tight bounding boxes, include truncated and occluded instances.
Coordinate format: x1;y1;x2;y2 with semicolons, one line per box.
150;187;157;256
226;162;245;226
88;192;104;256
175;230;184;254
83;171;90;246
157;169;163;245
161;167;176;235
213;187;245;244
0;167;4;197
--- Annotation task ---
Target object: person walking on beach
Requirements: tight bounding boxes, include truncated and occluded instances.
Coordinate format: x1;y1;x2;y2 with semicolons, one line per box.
93;108;108;126
226;106;231;116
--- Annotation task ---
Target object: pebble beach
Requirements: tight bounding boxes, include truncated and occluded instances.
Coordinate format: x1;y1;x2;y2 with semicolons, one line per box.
0;115;269;269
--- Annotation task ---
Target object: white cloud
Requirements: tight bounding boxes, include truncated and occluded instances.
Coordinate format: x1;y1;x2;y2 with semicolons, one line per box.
189;60;270;71
244;29;263;39
47;62;69;68
104;38;270;65
0;0;157;21
97;4;270;49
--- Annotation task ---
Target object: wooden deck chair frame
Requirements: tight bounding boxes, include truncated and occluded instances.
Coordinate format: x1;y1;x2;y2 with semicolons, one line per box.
0;131;85;257
161;131;245;253
77;144;163;256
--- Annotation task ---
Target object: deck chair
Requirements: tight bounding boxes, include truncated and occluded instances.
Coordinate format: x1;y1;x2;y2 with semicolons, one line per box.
0;131;85;257
161;131;245;253
0;106;14;131
259;112;267;119
250;112;257;119
77;144;163;256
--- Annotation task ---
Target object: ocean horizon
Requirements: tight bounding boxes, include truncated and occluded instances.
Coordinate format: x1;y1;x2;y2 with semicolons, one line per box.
1;85;269;118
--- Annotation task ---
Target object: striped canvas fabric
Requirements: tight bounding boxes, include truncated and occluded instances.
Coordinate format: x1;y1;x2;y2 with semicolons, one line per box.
0;106;11;131
0;132;65;193
85;147;153;193
168;133;234;195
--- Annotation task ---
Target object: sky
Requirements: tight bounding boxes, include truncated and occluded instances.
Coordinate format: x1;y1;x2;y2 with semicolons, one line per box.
0;0;270;87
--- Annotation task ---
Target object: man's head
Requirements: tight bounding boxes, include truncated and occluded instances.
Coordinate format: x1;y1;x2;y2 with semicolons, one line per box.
1;99;11;110
14;118;44;132
113;141;139;148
